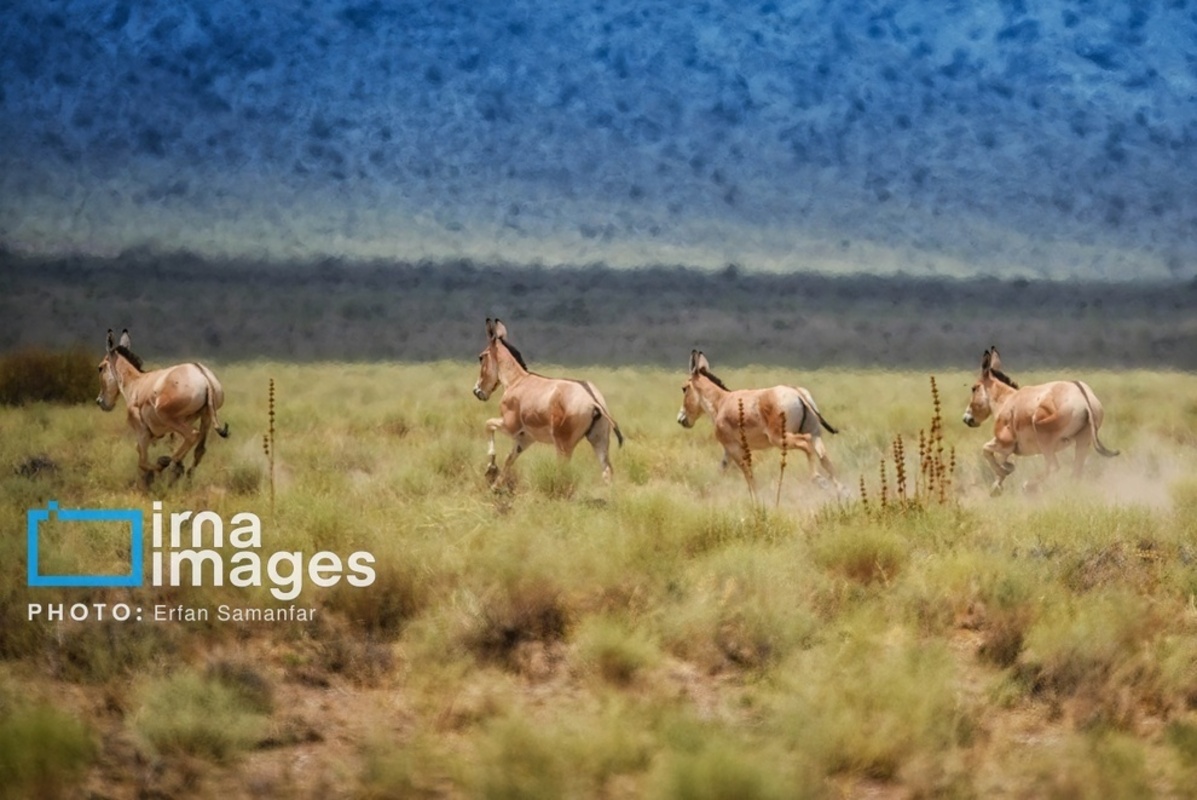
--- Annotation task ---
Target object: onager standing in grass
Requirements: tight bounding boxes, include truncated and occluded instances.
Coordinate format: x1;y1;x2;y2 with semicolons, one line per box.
962;346;1118;494
676;350;845;502
96;329;229;488
472;318;623;486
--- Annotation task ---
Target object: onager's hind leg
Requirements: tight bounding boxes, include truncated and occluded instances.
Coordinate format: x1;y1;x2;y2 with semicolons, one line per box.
164;425;202;484
1070;429;1094;479
810;436;848;496
189;429;210;478
775;431;831;491
1023;447;1061;494
585;418;614;483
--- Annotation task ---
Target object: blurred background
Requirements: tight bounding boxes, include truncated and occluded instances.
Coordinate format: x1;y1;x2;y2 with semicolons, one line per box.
2;1;1195;366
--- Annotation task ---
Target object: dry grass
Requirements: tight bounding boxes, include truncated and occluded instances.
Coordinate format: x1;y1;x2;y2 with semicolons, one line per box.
2;360;1196;798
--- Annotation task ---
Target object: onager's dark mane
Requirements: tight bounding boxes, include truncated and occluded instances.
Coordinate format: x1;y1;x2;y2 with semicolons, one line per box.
500;338;528;370
113;345;145;372
991;368;1018;389
699;367;729;391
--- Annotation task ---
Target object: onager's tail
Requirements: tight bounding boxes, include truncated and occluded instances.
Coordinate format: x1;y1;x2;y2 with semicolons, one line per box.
814;408;839;435
203;386;231;438
588;405;624;447
1074;381;1118;458
195;363;230;438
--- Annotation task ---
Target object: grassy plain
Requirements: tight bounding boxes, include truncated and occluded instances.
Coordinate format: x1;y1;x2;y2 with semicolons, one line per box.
2;358;1197;798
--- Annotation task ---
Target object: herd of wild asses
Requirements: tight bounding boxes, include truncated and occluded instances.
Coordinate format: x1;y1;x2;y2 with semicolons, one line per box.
93;321;1118;496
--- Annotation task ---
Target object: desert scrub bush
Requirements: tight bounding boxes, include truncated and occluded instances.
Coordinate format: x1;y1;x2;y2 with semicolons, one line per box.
811;522;906;586
0;694;96;800
324;558;427;638
779;634;976;783
1019;730;1153;799
0;346;95;405
469;714;569;799
465;705;656;799
132;668;271;762
574;614;661;685
650;739;800;800
459;574;573;670
361;732;457;799
48;611;179;683
1017;589;1161;728
658;544;822;672
529;455;584;499
617;492;796;562
904;552;1045;665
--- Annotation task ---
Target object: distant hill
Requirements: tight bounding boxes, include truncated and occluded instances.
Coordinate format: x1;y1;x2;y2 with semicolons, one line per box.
3;252;1194;370
2;1;1196;280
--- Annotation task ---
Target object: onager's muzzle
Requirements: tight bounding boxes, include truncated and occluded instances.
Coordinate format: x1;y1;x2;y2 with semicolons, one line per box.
676;409;693;428
473;384;490;401
962;410;980;428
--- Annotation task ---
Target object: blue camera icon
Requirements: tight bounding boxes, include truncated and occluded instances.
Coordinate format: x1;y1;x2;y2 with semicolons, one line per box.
27;501;144;588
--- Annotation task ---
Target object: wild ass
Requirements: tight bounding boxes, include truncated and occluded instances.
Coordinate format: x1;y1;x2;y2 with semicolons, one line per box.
473;318;623;486
677;350;844;502
962;347;1118;494
96;329;229;487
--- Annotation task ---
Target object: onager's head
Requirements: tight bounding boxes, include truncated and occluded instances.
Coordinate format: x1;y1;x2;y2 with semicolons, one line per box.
963;347;1017;427
473;318;509;401
96;328;131;412
677;350;711;428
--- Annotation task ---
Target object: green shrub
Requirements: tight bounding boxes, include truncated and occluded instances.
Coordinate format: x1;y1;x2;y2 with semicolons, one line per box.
132;669;270;762
575;615;660;685
0;347;96;405
0;703;96;800
471;715;567;800
813;524;907;585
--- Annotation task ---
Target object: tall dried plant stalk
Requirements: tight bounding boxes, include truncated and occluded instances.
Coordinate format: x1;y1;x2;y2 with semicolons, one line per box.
775;410;787;508
893;433;907;502
878;459;889;511
263;377;276;519
737;397;755;502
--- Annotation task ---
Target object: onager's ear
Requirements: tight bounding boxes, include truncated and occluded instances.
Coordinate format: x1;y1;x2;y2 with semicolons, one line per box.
106;329;115;351
492;319;508;341
485;318;496;340
688;349;701;374
980;348;992;374
119;329;131;349
988;346;1002;373
695;351;711;373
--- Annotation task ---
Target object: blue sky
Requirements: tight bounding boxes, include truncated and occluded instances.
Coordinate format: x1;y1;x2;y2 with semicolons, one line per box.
2;1;1195;280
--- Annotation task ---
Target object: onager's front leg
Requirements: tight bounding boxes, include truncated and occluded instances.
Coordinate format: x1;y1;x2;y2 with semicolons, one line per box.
484;418;504;483
981;439;1016;494
724;448;758;505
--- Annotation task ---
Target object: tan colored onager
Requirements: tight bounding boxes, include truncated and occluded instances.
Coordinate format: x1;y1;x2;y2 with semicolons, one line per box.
677;350;844;502
962;347;1118;494
96;329;229;487
473;318;623;485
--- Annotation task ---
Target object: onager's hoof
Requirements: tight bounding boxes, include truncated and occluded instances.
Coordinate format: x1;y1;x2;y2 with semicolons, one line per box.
156;455;173;470
989;481;1004;497
484;462;500;484
999;461;1016;476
